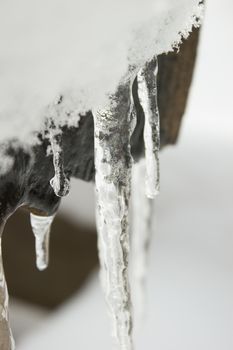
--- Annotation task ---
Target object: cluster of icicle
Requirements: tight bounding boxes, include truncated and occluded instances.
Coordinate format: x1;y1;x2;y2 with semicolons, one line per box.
93;57;160;349
0;58;159;350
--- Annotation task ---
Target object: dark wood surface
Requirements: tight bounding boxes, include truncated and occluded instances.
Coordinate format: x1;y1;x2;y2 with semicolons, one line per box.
158;28;200;145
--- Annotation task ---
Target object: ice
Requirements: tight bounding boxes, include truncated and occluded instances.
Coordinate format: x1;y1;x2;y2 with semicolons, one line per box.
94;59;161;348
131;58;160;326
131;159;154;327
0;225;15;350
137;57;160;199
30;213;55;271
93;76;136;350
49;118;70;198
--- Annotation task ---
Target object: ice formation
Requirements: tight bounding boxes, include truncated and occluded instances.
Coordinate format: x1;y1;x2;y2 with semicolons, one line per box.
131;59;160;321
93;55;162;347
131;160;154;326
48;121;70;198
30;213;55;271
94;75;136;349
137;57;160;198
0;227;15;350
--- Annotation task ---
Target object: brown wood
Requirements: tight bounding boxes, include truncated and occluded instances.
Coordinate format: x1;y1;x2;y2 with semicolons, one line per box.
158;28;200;145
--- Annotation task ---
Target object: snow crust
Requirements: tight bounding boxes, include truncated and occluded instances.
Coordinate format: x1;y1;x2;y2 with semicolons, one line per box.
0;0;202;144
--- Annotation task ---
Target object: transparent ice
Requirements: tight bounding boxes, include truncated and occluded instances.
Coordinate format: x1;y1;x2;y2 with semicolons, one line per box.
131;159;154;327
0;225;15;350
137;57;160;199
30;213;55;271
94;77;136;350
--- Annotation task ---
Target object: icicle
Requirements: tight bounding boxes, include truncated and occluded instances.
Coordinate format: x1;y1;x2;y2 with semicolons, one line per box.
49;120;70;197
131;159;153;328
30;213;55;271
0;224;15;350
48;97;70;197
93;77;136;350
137;57;160;199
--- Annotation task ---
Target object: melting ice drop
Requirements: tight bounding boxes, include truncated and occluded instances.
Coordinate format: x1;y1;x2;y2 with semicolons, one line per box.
30;213;55;271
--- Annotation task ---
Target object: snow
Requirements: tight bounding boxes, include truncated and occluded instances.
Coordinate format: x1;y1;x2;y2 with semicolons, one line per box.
0;0;202;145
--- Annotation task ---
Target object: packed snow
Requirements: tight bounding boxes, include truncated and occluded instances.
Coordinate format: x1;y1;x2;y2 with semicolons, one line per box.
0;0;202;146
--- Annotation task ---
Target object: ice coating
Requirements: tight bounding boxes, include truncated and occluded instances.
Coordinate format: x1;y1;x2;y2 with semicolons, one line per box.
30;213;55;271
0;225;15;350
94;77;136;349
137;57;160;198
131;159;154;326
49;118;70;198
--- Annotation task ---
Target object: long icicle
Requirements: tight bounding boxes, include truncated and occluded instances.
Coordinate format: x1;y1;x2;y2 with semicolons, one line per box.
93;77;135;350
0;223;15;350
30;213;55;271
130;58;160;328
137;57;160;199
131;159;154;327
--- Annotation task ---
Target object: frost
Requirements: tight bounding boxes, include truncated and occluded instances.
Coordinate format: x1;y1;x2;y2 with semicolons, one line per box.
137;57;160;198
30;213;55;271
94;76;136;349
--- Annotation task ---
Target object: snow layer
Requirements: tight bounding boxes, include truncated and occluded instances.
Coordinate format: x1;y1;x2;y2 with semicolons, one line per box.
0;0;202;143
